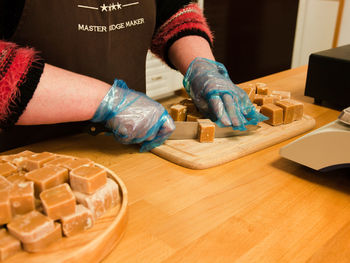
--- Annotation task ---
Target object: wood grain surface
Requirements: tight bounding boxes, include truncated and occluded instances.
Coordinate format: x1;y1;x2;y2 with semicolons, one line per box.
3;66;350;263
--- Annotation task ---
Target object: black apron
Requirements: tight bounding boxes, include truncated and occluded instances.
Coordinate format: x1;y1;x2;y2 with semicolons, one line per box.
1;0;156;152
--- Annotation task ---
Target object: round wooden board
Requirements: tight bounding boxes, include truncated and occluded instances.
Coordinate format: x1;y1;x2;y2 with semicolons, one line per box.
4;164;128;263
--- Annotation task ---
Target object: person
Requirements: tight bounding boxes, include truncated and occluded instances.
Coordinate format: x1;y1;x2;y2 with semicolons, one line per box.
0;1;266;152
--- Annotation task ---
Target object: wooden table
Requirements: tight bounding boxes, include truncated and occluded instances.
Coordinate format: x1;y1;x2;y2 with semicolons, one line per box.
5;66;350;262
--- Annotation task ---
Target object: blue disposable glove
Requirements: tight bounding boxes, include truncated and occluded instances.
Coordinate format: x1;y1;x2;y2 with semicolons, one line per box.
91;79;175;152
183;58;268;130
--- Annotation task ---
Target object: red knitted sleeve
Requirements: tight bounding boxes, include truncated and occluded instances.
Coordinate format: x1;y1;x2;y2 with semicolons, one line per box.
0;40;44;128
151;3;214;69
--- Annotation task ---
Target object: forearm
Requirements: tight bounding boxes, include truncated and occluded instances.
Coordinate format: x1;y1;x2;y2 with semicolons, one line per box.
17;64;110;125
168;35;215;75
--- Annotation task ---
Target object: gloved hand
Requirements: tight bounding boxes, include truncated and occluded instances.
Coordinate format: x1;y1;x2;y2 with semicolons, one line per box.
183;57;268;130
91;79;175;152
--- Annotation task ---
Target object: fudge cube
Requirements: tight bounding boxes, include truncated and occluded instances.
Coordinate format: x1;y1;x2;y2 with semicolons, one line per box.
40;183;76;220
22;152;56;171
6;172;27;184
198;121;215;143
70;166;107;194
0;229;21;261
0;176;12;191
0;150;34;165
283;99;304;120
253;94;274;106
170;104;187;121
275;100;295;124
0;191;12;225
25;165;68;195
61;204;94;237
61;158;93;171
22;223;62;253
7;210;55;243
186;113;203;122
74;178;120;220
0;162;17;177
271;90;291;100
10;181;35;215
44;156;74;167
242;85;256;102
260;103;283;126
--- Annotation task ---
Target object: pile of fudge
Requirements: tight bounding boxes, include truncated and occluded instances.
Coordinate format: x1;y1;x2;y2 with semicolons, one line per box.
169;82;304;142
0;151;120;260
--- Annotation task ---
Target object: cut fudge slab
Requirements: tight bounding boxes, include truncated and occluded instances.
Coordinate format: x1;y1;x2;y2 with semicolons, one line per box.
260;103;283;126
74;178;119;220
7;210;55;243
170;104;187;121
61;204;94;237
22;152;56;171
6;172;27;184
275;100;295;124
10;181;35;215
0;228;21;261
198;121;215;143
0;191;12;225
25;165;68;195
0;176;12;191
40;183;76;220
283;99;304;120
0;162;17;177
70;166;107;194
253;94;274;106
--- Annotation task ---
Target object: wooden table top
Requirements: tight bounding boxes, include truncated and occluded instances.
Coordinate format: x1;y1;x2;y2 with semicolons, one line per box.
5;66;350;262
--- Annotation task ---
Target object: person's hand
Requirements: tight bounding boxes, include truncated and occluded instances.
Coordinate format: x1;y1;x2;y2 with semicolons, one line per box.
91;79;175;152
183;58;268;130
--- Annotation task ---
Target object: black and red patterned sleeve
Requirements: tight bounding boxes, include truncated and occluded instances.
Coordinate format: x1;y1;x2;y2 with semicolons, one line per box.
0;40;44;128
151;1;213;69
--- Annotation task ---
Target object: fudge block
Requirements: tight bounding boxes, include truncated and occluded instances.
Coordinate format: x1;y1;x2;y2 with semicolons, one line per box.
271;90;291;100
0;150;34;165
256;84;270;95
198;121;215;143
6;172;27;184
22;223;62;253
0;176;12;192
260;103;284;126
0;162;17;177
70;166;107;194
0;229;21;261
186;113;203;122
25;165;68;195
7;210;55;243
61;158;93;171
179;98;197;113
74;178;119;220
275;100;295;124
22;152;56;171
61;204;94;237
283;99;304;120
170;104;187;121
10;181;35;215
242;86;256;102
40;183;76;220
253;94;274;106
44;156;74;167
0;191;12;225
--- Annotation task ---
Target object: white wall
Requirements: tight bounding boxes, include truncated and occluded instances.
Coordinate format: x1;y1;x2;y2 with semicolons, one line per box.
338;0;350;46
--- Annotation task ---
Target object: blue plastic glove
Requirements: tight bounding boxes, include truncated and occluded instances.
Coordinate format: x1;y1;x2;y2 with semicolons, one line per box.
183;58;268;130
91;79;175;152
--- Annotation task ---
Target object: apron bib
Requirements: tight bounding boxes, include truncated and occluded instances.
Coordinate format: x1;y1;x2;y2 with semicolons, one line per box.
11;0;156;92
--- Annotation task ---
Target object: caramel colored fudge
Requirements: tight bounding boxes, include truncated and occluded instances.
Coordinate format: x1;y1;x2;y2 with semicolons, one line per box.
10;181;35;215
74;178;119;220
0;150;34;165
0;176;12;191
70;166;107;194
0;191;12;225
198;121;215;143
62;158;93;171
256;85;270;95
40;183;76;220
271;90;291;100
6;172;27;184
0;162;17;177
7;210;55;243
170;104;187;121
22;152;56;171
22;223;62;253
283;99;304;120
242;86;256;102
253;94;274;106
275;100;295;124
61;204;94;237
260;103;283;126
44;156;74;167
25;165;68;195
0;228;21;261
186;113;203;122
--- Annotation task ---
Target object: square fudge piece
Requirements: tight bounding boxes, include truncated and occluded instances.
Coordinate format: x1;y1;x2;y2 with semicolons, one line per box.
253;94;274;106
22;152;57;171
0;229;21;261
0;162;17;177
40;183;76;220
10;181;35;215
70;166;107;194
22;223;62;253
61;158;93;171
0;191;12;225
61;204;94;237
260;103;284;126
7;210;55;243
0;150;34;165
241;85;256;102
271;90;291;100
275;100;295;124
74;178;119;220
170;104;187;121
0;176;12;191
6;172;27;184
25;165;68;195
283;99;304;120
44;156;74;167
198;121;215;143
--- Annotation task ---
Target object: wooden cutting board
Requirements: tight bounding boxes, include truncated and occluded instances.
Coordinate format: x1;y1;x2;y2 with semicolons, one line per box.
151;115;316;169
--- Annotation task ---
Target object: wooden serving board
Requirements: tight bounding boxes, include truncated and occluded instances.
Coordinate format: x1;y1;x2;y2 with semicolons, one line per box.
4;165;128;263
151;115;316;169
